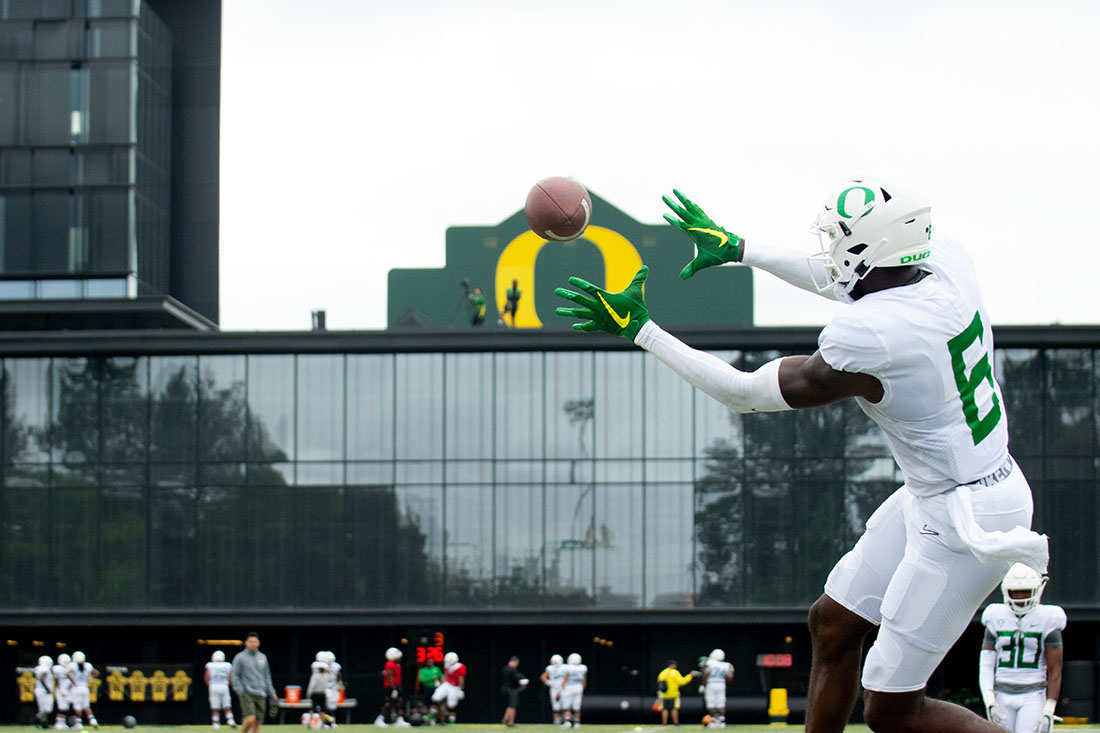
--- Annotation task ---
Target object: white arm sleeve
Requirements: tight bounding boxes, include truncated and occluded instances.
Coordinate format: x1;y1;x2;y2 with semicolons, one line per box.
978;648;997;709
741;243;843;301
634;322;792;413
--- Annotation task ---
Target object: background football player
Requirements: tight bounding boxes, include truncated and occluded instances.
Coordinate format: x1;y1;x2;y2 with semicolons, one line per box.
206;650;236;729
33;655;54;728
702;649;734;728
430;652;466;725
322;652;346;727
980;564;1065;733
52;653;72;729
559;653;587;728
66;651;98;730
556;176;1048;733
540;654;567;726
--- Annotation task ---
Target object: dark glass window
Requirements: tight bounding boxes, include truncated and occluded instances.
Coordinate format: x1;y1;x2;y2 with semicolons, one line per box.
30;64;70;144
0;67;18;144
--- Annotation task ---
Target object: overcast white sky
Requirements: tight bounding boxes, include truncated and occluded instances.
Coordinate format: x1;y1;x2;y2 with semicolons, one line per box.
219;0;1100;332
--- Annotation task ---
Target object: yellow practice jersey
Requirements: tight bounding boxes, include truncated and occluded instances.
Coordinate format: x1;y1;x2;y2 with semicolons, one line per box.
657;668;694;698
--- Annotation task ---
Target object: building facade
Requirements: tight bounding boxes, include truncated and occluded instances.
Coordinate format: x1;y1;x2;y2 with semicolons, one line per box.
0;326;1097;723
0;0;219;328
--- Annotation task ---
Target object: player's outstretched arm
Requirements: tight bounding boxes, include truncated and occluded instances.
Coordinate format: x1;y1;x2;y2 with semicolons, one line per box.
555;266;651;340
662;189;743;280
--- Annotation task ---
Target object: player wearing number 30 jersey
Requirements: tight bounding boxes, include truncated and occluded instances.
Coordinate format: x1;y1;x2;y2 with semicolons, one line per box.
555;175;1049;733
980;564;1065;733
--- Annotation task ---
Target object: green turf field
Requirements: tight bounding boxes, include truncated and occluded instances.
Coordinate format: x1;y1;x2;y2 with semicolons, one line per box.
9;725;1096;733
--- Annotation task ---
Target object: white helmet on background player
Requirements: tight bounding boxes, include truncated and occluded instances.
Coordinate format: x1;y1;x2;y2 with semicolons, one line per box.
567;653;581;665
549;654;563;666
212;650;225;663
72;651;86;664
809;175;932;298
385;647;402;661
57;653;71;666
323;651;337;664
38;656;53;667
315;651;325;662
444;652;459;666
709;648;725;662
1002;562;1048;616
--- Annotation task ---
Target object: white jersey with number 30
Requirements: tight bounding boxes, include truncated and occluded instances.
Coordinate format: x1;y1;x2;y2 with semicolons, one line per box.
982;603;1066;690
818;233;1008;496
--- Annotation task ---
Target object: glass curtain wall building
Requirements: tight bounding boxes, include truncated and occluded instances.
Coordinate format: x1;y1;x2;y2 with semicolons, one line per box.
0;0;171;301
1;328;1097;614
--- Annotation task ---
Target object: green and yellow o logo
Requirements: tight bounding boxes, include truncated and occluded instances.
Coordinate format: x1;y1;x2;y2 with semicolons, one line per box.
837;186;875;219
495;226;643;328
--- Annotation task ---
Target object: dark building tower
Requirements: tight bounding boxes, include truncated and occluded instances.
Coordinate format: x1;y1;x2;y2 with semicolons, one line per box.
0;0;218;329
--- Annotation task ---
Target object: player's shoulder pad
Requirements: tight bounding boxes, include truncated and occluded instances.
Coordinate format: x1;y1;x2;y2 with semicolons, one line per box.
981;603;1006;626
1042;604;1068;630
818;307;889;375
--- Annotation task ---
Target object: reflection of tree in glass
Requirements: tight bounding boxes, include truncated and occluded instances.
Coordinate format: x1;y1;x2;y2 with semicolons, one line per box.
692;352;889;607
39;357;438;609
2;367;29;462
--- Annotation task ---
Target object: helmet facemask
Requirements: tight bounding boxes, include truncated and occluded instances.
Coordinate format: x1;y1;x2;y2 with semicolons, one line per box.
1001;563;1048;616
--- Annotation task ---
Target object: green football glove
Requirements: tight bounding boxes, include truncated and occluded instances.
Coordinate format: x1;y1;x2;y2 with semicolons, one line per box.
554;265;650;340
662;188;744;280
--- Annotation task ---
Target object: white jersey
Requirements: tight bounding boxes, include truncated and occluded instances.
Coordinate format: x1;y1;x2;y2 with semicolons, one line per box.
563;663;587;688
543;663;567;690
206;661;232;687
818;233;1009;496
982;603;1066;691
35;663;55;692
53;664;73;693
704;659;733;687
327;661;342;690
68;662;94;688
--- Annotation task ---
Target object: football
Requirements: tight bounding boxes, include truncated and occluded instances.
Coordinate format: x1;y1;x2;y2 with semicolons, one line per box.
524;176;592;241
122;716;137;729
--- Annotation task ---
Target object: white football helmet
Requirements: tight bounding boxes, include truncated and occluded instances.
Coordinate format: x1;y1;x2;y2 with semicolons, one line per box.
809;175;932;298
72;651;86;664
38;656;53;667
549;654;563;666
212;650;225;663
57;653;71;666
385;647;402;661
323;651;337;664
567;653;581;665
444;652;459;666
315;651;325;662
709;649;725;662
1002;562;1047;616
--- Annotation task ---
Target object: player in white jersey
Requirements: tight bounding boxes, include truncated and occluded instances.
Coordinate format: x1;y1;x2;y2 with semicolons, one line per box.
322;652;344;726
702;649;733;727
559;653;587;728
540;654;567;726
52;653;72;729
67;651;98;729
556;176;1048;733
206;650;237;728
34;656;55;728
980;564;1065;733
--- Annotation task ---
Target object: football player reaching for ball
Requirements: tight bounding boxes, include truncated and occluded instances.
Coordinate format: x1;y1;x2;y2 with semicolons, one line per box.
980;564;1065;733
556;176;1048;733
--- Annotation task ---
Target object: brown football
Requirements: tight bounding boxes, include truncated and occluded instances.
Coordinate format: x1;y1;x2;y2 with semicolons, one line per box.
524;176;592;241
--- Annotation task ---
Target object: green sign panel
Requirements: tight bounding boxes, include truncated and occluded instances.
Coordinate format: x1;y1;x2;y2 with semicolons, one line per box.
387;191;753;330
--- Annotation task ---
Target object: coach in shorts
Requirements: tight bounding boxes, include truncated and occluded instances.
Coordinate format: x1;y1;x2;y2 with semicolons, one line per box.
232;632;277;733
